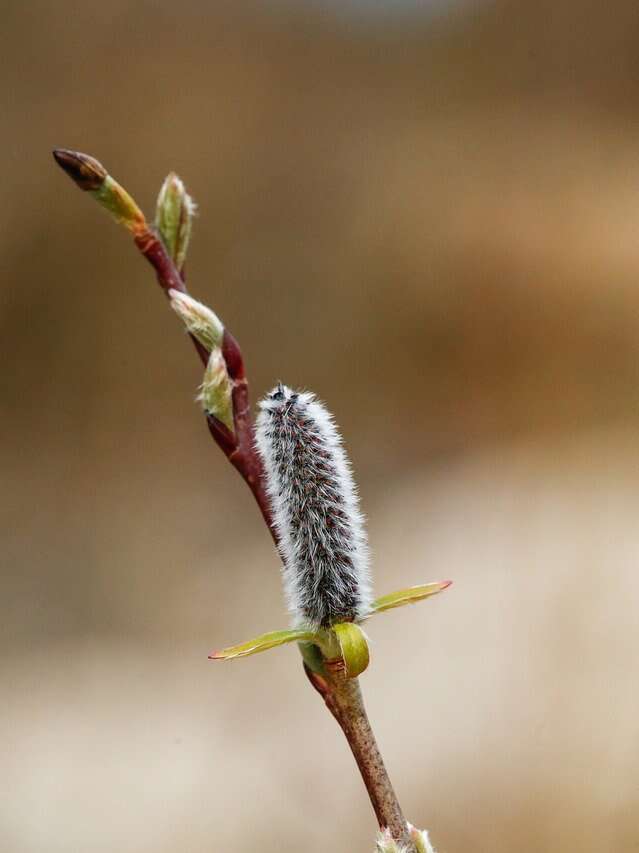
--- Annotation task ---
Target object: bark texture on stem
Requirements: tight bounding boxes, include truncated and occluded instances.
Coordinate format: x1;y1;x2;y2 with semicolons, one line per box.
305;664;416;852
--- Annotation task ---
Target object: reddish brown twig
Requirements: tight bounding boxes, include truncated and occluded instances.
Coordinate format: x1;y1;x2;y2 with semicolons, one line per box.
135;220;273;530
305;664;412;848
137;229;274;530
52;149;273;535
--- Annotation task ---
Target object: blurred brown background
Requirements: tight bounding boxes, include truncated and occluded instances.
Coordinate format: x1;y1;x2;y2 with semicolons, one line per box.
2;1;639;851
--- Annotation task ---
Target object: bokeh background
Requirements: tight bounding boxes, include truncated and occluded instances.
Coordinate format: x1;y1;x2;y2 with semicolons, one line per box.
2;1;639;851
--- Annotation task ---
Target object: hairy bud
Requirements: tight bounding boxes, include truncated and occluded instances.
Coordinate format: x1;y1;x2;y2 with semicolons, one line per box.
198;348;234;432
255;384;371;630
155;173;196;270
169;290;224;352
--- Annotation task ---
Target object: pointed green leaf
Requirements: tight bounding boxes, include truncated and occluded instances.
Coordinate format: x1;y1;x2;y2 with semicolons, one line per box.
333;622;370;678
209;628;316;661
371;580;452;615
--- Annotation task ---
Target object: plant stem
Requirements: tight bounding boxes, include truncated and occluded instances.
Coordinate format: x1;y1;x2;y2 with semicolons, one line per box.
135;223;276;535
305;664;416;851
53;148;417;850
52;148;274;535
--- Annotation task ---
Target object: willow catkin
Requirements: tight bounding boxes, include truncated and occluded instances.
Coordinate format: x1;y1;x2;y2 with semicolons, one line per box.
255;384;372;630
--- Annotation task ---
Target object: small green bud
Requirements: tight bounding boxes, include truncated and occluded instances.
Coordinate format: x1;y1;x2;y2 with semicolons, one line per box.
198;348;234;432
155;173;196;270
169;290;224;352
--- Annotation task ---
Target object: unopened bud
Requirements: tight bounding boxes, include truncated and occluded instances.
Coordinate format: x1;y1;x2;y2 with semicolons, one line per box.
52;149;145;232
155;173;196;270
169;290;224;352
53;149;107;190
198;348;234;432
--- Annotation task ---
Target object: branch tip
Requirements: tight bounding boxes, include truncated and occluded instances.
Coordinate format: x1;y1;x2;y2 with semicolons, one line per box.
52;148;107;191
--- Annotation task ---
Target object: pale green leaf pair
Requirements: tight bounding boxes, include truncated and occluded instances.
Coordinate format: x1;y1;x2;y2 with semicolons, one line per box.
210;580;451;679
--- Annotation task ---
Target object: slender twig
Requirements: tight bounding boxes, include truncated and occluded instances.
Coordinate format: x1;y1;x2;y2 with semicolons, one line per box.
305;664;413;848
52;148;273;533
134;222;273;526
52;149;418;851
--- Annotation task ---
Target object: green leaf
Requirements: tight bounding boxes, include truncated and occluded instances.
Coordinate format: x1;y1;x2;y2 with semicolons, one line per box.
333;622;370;678
209;629;316;661
371;580;452;614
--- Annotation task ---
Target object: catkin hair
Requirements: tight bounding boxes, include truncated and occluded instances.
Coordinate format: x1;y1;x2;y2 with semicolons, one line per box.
255;384;372;630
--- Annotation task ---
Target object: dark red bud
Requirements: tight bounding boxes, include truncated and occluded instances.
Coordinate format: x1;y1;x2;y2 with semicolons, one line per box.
52;149;107;191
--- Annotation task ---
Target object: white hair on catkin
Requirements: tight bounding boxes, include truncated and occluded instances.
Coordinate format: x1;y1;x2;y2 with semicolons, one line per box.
255;384;372;630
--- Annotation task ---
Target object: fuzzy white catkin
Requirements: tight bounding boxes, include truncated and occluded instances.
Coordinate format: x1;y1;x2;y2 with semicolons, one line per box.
255;384;372;630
